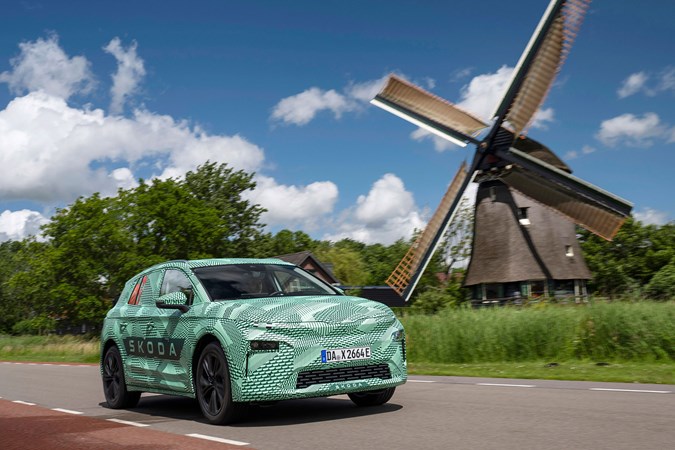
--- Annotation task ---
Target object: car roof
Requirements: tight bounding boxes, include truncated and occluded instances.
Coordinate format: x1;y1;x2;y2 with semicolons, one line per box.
141;257;294;274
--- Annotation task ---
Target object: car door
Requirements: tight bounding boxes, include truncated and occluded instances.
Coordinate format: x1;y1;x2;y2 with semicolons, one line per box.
118;271;162;387
147;268;199;392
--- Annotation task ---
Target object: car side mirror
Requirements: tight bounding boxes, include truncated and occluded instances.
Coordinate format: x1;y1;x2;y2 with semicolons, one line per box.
156;291;190;313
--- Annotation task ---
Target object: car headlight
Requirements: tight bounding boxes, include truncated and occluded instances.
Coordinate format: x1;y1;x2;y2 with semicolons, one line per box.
391;329;405;342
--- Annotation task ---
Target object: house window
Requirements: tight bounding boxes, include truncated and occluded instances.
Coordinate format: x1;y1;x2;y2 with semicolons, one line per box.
518;207;530;226
565;245;574;257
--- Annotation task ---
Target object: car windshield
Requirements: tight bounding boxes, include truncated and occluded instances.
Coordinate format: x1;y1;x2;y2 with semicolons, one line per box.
192;264;340;301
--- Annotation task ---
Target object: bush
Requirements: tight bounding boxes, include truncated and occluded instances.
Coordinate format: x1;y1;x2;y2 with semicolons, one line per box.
644;262;675;300
11;316;57;335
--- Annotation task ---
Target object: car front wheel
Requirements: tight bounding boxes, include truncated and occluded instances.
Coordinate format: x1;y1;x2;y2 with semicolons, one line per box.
195;342;241;424
348;387;396;407
102;345;141;409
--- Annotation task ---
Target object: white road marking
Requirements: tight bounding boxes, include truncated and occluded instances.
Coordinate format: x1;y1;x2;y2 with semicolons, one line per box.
13;400;36;405
589;388;672;394
106;418;150;427
477;383;536;388
408;379;437;383
187;433;250;446
52;408;84;415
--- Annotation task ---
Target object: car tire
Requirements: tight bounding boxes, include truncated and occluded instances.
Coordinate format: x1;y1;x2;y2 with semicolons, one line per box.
102;345;141;409
348;387;396;407
195;342;241;424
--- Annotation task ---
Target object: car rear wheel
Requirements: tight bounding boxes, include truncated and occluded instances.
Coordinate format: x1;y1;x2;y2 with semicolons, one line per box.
195;342;241;424
102;345;141;409
348;387;396;407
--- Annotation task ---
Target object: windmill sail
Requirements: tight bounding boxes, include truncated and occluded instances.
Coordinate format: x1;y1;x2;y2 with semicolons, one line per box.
386;162;471;301
494;147;632;240
371;75;487;147
492;0;591;137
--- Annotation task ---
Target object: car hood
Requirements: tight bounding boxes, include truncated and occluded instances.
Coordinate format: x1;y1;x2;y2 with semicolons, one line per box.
208;295;395;324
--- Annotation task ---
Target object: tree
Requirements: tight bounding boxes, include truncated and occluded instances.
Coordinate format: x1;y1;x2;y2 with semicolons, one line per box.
258;229;317;257
441;196;474;271
8;162;267;331
579;218;675;297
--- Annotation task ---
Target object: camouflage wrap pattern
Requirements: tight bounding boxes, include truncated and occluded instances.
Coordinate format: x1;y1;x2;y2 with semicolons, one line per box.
101;258;407;403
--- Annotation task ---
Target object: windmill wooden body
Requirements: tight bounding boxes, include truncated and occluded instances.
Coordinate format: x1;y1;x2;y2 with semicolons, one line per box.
367;0;632;304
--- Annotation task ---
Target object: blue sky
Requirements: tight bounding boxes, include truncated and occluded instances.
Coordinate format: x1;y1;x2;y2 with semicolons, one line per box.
0;0;673;243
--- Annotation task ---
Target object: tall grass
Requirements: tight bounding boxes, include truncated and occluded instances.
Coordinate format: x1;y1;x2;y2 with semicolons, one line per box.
401;301;674;363
0;335;100;363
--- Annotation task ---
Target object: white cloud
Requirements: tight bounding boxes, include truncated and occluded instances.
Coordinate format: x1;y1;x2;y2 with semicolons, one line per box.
618;72;649;98
270;87;352;126
271;75;391;126
344;75;389;103
0;91;265;203
0;34;94;100
596;112;670;147
617;67;675;98
456;65;514;122
246;176;338;229
0;209;49;242
530;107;555;129
104;38;146;115
634;207;670;226
324;174;426;245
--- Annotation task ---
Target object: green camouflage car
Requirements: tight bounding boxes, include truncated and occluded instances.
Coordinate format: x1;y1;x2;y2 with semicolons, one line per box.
100;258;407;424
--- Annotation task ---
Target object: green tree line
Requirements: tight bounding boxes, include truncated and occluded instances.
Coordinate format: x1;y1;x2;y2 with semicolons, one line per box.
0;163;673;334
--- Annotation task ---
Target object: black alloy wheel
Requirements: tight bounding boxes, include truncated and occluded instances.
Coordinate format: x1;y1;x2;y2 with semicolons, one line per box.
102;346;141;409
348;387;396;407
195;342;240;424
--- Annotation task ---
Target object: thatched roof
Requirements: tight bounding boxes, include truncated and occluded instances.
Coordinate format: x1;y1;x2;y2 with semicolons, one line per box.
464;181;591;286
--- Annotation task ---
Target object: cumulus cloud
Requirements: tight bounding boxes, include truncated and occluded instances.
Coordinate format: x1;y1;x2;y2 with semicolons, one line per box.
596;112;671;147
0;34;94;99
0;91;266;203
245;176;338;229
456;65;514;121
324;174;426;245
270;75;390;126
271;87;353;125
634;207;670;226
0;209;49;242
617;67;675;98
618;72;649;98
103;38;146;115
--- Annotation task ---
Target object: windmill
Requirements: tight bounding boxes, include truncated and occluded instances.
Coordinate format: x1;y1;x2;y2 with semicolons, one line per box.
367;0;633;304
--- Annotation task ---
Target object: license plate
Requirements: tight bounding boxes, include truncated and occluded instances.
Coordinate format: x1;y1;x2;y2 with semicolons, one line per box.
321;346;371;363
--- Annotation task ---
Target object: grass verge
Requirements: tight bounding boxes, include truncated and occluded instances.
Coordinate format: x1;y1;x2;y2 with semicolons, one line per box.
408;361;675;384
0;335;99;364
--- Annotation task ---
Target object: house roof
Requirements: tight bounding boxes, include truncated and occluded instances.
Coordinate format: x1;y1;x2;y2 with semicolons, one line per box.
274;251;340;284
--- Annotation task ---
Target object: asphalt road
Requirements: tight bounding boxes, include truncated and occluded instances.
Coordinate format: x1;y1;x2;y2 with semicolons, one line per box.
0;361;673;450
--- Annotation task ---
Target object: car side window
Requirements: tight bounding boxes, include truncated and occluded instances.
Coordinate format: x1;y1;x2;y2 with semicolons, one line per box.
127;276;148;306
161;269;193;297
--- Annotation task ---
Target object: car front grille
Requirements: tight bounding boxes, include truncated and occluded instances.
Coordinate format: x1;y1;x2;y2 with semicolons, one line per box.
296;364;391;389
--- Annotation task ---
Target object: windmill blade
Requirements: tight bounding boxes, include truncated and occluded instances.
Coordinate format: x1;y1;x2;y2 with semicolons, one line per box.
492;0;591;137
387;161;472;301
494;147;632;240
371;75;488;147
